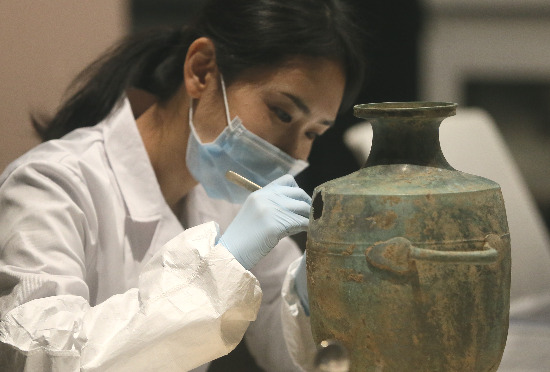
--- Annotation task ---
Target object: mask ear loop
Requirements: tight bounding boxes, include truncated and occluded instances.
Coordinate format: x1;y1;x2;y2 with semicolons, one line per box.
187;75;233;136
188;98;194;126
219;75;232;126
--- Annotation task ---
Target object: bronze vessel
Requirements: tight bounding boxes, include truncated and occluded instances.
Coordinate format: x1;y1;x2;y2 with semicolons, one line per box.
307;102;510;371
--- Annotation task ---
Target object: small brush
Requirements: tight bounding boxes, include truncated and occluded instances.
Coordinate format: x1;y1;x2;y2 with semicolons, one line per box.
225;170;262;192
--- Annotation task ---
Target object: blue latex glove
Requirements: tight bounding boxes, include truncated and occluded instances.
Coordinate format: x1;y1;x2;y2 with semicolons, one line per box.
219;174;311;270
294;252;310;316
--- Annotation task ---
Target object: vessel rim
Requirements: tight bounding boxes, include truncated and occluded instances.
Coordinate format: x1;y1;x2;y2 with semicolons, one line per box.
354;101;458;119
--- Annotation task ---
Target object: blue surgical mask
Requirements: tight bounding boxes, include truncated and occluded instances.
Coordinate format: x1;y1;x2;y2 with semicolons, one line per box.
186;76;309;204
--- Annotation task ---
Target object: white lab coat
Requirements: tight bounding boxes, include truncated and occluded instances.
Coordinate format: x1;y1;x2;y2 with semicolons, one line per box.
0;98;315;371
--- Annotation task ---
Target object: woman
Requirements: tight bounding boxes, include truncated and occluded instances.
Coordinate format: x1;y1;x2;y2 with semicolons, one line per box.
0;0;365;370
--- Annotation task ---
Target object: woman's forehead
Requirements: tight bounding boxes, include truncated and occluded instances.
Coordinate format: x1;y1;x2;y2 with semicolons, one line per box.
228;57;345;104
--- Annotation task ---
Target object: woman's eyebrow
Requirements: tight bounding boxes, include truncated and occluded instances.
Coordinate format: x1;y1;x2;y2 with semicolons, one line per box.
281;92;334;127
282;92;311;115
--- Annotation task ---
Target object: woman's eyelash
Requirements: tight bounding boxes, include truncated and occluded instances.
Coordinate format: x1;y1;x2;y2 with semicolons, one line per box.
306;131;320;140
270;106;292;123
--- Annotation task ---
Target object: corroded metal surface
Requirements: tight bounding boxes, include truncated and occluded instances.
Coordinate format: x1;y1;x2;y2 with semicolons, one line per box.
306;102;511;372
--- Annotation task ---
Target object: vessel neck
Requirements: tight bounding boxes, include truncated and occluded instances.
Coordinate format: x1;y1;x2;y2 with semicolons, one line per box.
365;117;453;170
353;102;457;170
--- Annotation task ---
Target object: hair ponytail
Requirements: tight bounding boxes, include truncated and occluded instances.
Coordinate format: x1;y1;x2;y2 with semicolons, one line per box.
32;27;198;140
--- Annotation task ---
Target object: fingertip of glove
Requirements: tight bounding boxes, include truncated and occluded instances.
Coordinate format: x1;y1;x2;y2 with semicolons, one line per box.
273;174;297;187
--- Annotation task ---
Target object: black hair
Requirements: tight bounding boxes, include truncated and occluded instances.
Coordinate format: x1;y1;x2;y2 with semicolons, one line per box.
33;0;367;141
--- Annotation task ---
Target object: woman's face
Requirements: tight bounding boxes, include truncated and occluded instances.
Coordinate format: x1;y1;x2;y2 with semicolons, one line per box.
224;57;346;161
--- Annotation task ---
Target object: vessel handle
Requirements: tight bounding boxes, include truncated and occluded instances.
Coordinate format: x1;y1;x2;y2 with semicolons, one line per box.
365;234;500;275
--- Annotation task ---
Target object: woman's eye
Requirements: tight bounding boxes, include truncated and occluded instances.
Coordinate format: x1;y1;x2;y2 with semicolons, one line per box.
271;107;292;123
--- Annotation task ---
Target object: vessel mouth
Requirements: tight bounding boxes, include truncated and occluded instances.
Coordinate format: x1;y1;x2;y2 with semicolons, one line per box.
354;101;457;119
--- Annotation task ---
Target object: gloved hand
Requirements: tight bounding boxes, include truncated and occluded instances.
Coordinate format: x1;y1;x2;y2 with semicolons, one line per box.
219;174;311;270
294;252;310;316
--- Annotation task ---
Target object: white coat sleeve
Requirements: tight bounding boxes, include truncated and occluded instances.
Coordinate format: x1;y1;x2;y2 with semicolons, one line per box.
0;163;262;371
281;256;318;372
1;226;261;371
244;236;303;371
179;185;310;371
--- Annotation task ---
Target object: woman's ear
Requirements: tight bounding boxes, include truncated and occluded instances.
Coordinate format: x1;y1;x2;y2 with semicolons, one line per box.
184;37;218;99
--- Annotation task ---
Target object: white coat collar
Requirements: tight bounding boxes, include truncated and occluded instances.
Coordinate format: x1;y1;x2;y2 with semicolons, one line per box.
103;98;167;220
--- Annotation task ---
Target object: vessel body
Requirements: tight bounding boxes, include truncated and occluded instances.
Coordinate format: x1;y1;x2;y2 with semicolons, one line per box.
306;102;511;371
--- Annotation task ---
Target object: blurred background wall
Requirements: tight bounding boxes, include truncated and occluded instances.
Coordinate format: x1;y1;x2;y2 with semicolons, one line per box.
0;0;129;171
